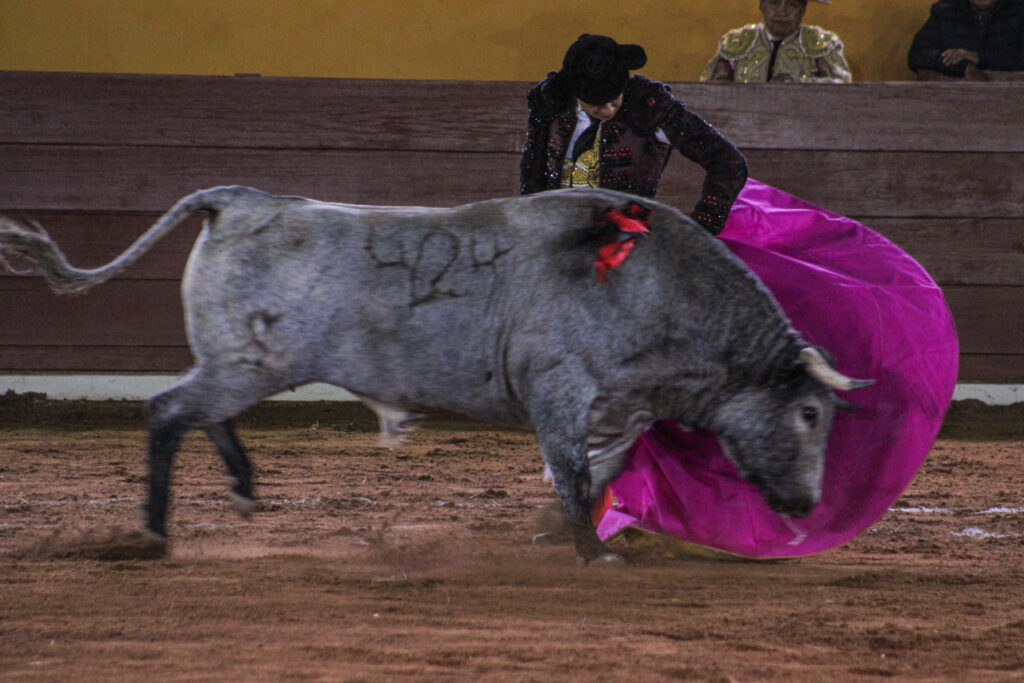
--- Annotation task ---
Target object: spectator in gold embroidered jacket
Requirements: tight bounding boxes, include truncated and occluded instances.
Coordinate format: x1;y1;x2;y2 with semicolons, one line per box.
520;34;748;236
701;0;852;83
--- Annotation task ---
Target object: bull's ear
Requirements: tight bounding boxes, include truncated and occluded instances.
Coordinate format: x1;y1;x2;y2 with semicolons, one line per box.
799;347;874;391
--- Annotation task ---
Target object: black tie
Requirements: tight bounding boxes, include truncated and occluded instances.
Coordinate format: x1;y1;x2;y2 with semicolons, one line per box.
767;38;782;80
571;115;601;161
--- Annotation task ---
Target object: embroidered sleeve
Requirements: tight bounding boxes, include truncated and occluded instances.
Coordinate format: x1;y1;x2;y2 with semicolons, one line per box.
799;26;853;83
520;82;551;195
658;102;748;235
520;73;572;195
700;25;759;82
815;43;853;83
700;55;735;82
719;25;759;61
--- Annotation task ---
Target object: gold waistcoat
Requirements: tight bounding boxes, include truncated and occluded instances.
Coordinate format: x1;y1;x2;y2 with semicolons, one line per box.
560;131;602;190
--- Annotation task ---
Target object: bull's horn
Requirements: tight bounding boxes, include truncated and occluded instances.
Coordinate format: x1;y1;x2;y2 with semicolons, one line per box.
799;347;874;391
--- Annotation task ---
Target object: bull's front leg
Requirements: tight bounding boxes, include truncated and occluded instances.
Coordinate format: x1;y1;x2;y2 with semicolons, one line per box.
530;400;620;565
526;365;620;565
538;437;618;565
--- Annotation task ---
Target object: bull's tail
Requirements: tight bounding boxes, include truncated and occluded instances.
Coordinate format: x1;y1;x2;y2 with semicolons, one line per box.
0;186;251;293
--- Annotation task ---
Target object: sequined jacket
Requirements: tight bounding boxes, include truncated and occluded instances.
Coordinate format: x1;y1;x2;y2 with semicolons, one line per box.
908;0;1024;76
700;23;852;83
519;74;748;235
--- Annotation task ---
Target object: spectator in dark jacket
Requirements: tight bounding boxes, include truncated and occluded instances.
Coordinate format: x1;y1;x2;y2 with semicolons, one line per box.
908;0;1024;80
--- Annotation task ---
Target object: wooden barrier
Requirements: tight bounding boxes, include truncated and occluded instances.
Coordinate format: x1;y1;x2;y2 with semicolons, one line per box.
1;72;1021;381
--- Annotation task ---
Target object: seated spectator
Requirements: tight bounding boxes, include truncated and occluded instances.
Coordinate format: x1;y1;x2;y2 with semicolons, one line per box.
908;0;1024;81
701;0;852;83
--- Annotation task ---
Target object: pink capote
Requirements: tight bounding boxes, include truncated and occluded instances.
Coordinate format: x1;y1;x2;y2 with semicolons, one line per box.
596;179;959;557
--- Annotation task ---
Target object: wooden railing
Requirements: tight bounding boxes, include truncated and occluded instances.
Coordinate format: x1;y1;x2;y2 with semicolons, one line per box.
1;72;1021;381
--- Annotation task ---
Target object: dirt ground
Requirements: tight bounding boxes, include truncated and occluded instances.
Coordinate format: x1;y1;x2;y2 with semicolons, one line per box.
1;394;1022;681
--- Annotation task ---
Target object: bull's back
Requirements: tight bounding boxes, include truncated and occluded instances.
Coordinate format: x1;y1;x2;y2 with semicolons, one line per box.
180;192;528;420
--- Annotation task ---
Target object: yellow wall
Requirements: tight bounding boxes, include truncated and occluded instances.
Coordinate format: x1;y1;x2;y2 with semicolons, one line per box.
0;0;935;81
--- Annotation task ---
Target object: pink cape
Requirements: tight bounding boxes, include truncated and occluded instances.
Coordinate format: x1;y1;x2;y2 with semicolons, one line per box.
596;179;959;558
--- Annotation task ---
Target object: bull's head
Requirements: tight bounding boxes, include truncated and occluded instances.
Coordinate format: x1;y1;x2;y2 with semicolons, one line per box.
709;347;873;518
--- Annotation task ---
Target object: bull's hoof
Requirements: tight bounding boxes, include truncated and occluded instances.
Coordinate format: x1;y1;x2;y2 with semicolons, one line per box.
576;551;623;567
137;507;168;544
532;531;572;546
119;529;168;560
228;491;257;519
139;526;169;546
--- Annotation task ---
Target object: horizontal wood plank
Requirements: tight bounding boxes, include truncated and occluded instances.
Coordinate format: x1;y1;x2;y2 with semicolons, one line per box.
740;150;1024;219
3;144;1023;219
674;81;1024;152
0;279;187;346
0;72;527;153
943;286;1024;355
3;72;1024;153
657;150;1024;220
1;347;1017;382
858;218;1024;287
0;346;193;372
0;144;521;211
957;355;1024;383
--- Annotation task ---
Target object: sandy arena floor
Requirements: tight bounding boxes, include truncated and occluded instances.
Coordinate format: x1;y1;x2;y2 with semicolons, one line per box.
1;395;1022;681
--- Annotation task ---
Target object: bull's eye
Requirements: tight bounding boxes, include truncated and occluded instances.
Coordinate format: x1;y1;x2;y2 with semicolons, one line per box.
800;405;819;427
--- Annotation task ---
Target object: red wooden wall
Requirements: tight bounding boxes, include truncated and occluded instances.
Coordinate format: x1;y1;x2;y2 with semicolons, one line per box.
1;72;1021;381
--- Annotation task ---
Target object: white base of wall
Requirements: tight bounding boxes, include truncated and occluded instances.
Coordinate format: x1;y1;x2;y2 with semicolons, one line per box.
952;383;1024;405
1;374;356;402
2;375;1022;406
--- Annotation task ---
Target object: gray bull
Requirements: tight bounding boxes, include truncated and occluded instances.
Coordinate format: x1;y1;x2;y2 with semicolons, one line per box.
0;186;870;564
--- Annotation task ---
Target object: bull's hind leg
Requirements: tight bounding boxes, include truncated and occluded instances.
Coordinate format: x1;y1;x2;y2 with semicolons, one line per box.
143;365;282;540
348;391;425;447
143;407;188;541
206;421;255;518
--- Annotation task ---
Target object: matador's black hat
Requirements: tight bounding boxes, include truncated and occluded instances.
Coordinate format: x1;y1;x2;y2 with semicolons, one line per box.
561;34;647;105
